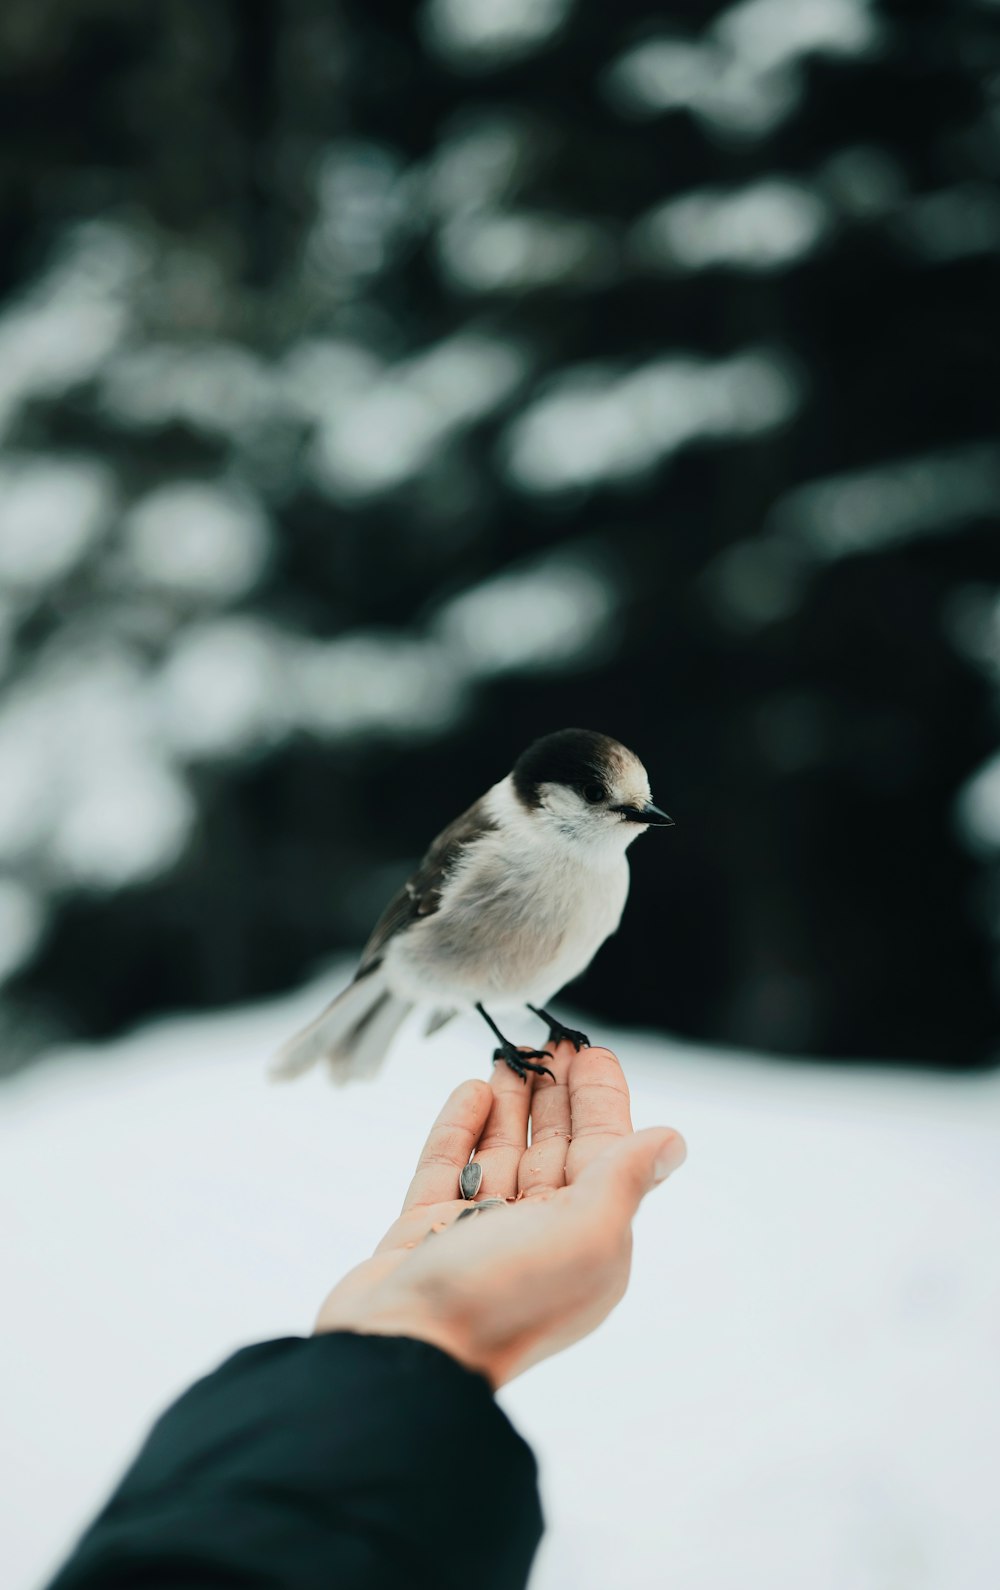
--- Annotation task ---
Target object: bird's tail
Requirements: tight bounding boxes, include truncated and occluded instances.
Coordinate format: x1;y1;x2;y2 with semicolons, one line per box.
270;968;412;1084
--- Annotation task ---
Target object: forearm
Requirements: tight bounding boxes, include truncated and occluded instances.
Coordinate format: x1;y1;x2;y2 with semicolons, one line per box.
46;1333;543;1590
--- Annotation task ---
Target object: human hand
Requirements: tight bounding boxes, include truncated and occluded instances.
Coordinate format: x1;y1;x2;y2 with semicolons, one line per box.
314;1041;686;1388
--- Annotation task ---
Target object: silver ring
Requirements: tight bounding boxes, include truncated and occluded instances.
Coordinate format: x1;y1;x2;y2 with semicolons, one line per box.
459;1161;483;1200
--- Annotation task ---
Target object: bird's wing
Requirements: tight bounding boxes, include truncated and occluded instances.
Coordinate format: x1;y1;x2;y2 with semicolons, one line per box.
354;795;497;980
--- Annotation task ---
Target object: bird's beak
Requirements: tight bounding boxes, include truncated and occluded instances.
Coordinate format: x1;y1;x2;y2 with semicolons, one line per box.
613;801;675;826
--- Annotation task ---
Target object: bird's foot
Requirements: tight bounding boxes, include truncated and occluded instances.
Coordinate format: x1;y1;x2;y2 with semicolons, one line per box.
492;1043;556;1083
528;1005;591;1051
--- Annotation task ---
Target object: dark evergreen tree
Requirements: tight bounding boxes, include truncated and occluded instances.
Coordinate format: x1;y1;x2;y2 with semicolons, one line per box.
0;0;997;1069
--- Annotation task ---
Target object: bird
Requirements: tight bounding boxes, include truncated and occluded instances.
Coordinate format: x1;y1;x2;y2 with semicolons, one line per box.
272;728;673;1085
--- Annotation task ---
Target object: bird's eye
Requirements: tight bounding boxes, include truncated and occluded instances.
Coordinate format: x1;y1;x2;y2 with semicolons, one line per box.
582;783;606;805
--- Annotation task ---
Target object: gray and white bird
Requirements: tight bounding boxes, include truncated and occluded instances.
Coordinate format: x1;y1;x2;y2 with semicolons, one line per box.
272;728;673;1084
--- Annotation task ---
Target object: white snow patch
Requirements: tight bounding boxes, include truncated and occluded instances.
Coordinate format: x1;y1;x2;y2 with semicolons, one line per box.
310;333;527;500
1;978;997;1590
434;552;618;675
605;0;881;141
426;117;529;217
293;633;465;739
438;212;615;292
634;180;831;272
49;759;192;890
422;0;572;67
715;0;880;74
101;343;276;440
0;457;115;590
505;349;799;493
0;222;137;439
766;444;1000;556
0;878;45;981
955;751;1000;854
279;339;384;424
156;622;466;757
0;650;194;888
122;481;271;600
155;618;291;759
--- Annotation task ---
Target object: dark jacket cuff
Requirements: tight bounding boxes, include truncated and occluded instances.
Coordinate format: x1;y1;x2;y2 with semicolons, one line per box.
48;1332;543;1590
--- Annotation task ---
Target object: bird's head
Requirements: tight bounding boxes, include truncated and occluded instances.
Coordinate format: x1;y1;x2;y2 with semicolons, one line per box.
511;728;673;857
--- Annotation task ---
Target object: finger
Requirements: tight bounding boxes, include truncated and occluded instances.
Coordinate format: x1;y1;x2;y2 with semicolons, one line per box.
572;1126;687;1225
518;1040;573;1198
473;1053;537;1200
401;1079;494;1212
565;1046;634;1186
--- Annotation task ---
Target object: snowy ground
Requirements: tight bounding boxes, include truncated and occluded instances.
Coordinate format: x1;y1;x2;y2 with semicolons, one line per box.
2;972;998;1590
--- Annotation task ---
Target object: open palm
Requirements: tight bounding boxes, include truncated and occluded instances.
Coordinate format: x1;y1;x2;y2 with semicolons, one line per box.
316;1039;685;1386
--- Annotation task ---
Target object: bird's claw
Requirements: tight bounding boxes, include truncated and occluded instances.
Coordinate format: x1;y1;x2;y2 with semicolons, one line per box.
545;1019;590;1051
528;1005;590;1051
492;1043;556;1083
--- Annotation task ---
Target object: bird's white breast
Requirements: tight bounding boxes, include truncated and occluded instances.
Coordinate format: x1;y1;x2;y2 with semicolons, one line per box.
384;780;630;1011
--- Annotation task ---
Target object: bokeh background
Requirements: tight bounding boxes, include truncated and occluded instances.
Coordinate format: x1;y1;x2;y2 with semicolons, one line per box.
3;7;1000;1590
1;0;999;1069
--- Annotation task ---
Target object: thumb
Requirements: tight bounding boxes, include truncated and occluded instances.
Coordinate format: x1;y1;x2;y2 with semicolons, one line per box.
575;1127;687;1222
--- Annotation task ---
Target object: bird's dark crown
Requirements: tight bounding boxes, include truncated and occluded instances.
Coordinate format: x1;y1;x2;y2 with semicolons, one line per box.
511;728;627;809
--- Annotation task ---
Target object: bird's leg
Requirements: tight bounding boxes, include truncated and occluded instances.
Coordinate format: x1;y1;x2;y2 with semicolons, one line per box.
527;1004;591;1052
475;1003;555;1083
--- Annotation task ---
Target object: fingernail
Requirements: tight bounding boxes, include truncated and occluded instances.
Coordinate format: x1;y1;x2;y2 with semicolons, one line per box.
653;1134;686;1183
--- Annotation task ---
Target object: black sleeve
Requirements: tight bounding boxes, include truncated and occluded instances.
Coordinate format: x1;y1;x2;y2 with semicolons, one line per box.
46;1333;543;1590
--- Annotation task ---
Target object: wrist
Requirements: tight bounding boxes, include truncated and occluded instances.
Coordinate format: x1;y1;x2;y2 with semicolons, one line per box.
314;1292;497;1387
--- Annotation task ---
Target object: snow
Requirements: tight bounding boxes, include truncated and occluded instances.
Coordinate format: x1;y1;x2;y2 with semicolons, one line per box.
604;0;881;142
308;143;410;282
635;180;831;273
0;457;115;590
1;975;998;1590
0;650;195;892
716;0;881;74
504;349;799;493
0;879;45;982
438;212;615;292
426;117;529;217
100;343;275;440
434;550;618;677
955;751;1000;854
309;332;527;500
766;443;1000;557
423;0;573;67
122;482;271;600
0;222;136;442
154;618;293;759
